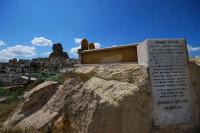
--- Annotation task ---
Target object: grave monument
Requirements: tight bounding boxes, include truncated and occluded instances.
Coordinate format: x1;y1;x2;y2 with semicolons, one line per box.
138;39;193;125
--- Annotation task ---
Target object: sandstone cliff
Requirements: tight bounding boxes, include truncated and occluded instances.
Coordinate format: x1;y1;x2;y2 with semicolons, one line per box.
3;58;200;133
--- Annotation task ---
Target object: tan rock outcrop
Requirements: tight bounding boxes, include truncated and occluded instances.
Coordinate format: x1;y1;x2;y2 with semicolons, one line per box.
64;76;151;133
4;81;66;130
3;60;200;133
61;63;151;133
74;63;145;84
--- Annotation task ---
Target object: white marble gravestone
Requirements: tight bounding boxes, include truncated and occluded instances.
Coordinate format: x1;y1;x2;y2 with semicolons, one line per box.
137;39;193;126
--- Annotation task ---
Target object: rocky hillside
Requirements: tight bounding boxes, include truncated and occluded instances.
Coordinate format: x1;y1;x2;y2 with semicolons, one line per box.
2;58;200;133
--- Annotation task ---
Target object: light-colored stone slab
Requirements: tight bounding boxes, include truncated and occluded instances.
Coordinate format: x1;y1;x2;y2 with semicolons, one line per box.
140;39;193;125
137;40;149;66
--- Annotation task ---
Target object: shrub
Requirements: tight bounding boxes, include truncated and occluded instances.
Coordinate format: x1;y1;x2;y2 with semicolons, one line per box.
0;87;24;102
0;87;24;128
46;74;64;83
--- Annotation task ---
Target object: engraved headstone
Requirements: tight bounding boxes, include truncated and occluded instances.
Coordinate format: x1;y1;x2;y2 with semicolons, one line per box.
138;39;193;126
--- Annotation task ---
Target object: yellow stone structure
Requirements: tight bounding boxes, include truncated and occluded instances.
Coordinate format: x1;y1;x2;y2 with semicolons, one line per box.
78;44;138;64
81;39;89;51
78;38;188;64
88;42;95;50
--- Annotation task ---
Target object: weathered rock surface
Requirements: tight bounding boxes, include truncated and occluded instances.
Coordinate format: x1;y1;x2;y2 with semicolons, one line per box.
4;81;66;129
74;63;145;84
64;77;150;133
60;63;151;133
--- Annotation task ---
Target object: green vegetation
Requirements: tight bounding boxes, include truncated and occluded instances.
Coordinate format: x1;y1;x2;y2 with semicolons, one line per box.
32;72;52;81
46;74;64;83
25;79;44;91
0;86;25;130
0;72;66;132
0;87;24;102
33;72;64;83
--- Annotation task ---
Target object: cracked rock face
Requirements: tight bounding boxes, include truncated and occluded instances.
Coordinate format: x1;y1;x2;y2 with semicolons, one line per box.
63;64;151;133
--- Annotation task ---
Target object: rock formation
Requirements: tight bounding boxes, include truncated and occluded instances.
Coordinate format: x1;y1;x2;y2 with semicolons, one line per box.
63;64;151;133
4;81;65;129
49;43;69;60
3;58;200;133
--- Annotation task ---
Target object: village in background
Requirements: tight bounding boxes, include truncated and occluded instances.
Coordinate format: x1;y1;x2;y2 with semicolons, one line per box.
0;43;77;87
0;42;77;106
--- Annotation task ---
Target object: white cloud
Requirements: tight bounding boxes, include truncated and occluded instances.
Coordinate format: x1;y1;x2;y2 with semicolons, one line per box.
69;45;81;58
187;44;200;52
74;38;83;45
69;38;102;58
31;37;52;46
111;45;117;47
42;51;51;56
0;40;6;46
94;42;101;48
0;45;36;62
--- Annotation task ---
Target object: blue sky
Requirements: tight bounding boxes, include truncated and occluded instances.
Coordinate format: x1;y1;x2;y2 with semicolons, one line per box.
0;0;199;61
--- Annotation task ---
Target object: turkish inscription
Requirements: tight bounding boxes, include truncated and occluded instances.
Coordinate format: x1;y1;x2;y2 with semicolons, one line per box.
148;40;193;125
